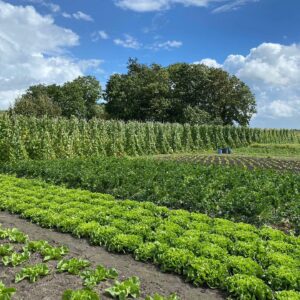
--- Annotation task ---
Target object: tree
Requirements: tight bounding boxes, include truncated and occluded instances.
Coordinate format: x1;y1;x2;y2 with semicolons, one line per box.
10;94;61;117
59;76;102;119
182;105;221;125
105;59;172;122
105;59;256;126
11;76;102;119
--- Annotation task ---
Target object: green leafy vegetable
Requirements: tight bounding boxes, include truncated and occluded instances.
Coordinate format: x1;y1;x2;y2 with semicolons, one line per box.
15;263;49;283
105;276;140;300
57;258;91;275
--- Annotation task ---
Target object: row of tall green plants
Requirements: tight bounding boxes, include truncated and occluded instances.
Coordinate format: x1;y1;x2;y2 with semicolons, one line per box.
0;115;298;162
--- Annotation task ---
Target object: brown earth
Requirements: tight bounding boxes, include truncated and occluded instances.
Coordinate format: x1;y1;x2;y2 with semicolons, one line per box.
0;211;225;300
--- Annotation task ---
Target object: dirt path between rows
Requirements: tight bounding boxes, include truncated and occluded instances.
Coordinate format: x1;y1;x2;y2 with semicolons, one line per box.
0;211;224;300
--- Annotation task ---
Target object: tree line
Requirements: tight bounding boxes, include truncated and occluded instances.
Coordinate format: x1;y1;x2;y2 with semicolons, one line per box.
10;59;256;126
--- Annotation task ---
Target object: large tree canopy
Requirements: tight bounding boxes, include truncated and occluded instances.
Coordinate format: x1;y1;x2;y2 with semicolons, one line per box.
11;76;102;119
105;59;256;126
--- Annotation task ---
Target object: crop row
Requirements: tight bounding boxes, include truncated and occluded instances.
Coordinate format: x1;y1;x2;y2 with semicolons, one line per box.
1;157;299;233
160;155;300;173
0;115;298;162
0;224;178;300
0;175;299;299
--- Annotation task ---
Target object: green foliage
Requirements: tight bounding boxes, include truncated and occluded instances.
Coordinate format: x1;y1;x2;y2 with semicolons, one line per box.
105;59;256;125
15;263;49;283
62;289;100;300
80;265;118;288
0;174;299;299
2;250;30;267
57;258;91;275
145;294;180;300
0;115;297;162
2;157;299;232
225;274;273;300
275;290;300;300
40;245;69;261
11;93;61;117
0;281;16;300
10;76;102;119
0;245;13;257
105;276;140;300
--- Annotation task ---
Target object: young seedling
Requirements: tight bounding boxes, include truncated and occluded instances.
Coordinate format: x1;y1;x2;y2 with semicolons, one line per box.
0;281;16;300
57;258;91;275
145;294;180;300
0;244;14;257
62;289;100;300
105;276;140;300
40;245;69;261
15;263;49;283
80;265;118;288
2;250;30;267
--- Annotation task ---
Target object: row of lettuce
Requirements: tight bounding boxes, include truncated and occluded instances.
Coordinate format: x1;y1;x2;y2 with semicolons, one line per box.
1;157;299;234
0;175;299;299
0;225;178;300
0;115;298;162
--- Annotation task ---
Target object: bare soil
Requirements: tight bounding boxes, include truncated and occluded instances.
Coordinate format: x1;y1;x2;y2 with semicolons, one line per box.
0;211;224;300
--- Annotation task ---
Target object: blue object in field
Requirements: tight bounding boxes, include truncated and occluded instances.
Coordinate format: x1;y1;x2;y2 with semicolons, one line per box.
217;148;223;154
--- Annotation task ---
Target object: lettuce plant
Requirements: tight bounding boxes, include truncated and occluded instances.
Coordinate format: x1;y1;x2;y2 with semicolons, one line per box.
15;263;49;283
57;258;91;275
105;276;140;300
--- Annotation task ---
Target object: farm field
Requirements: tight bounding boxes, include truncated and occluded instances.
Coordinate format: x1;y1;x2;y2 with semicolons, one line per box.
157;154;300;173
0;117;300;299
0;174;299;300
1;156;299;233
0;213;203;300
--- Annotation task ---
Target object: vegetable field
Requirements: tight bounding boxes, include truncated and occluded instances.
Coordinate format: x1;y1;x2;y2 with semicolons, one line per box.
0;116;298;162
1;157;299;233
0;116;299;299
0;175;299;300
0;214;189;300
158;154;300;172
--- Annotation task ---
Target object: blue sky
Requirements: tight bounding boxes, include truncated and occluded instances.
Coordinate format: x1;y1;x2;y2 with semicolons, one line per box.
0;0;300;128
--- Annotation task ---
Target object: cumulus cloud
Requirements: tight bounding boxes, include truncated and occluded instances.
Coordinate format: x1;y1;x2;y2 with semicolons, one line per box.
199;43;300;127
0;1;101;109
195;58;222;68
114;34;141;49
114;0;257;12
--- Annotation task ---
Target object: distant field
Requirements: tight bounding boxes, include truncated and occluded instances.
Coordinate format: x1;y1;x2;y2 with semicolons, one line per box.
234;143;300;159
158;154;300;173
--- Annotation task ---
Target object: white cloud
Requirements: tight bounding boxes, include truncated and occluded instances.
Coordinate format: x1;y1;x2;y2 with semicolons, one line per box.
99;30;109;40
114;0;257;12
73;11;93;22
0;1;101;109
212;0;258;13
149;39;182;50
197;43;300;128
62;12;71;18
196;58;222;68
114;34;141;49
27;0;60;13
92;30;109;42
